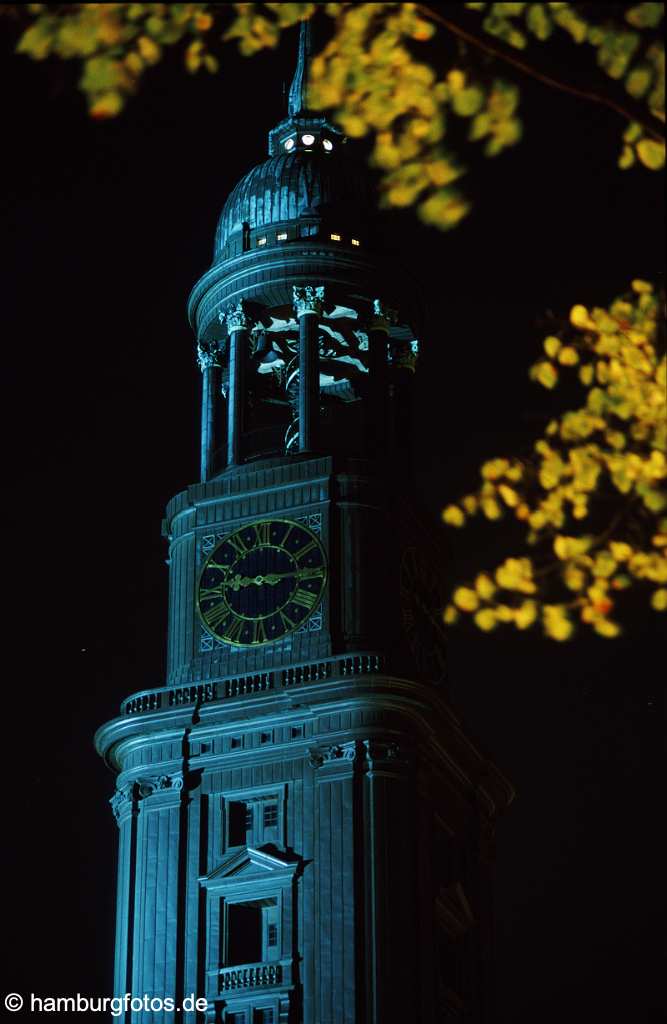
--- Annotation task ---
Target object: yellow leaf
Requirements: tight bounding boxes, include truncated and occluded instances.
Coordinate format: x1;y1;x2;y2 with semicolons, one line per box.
442;504;465;526
558;346;579;366
138;35;161;64
498;484;519;507
474;608;497;631
514;600;537;629
651;588;667;611
636;138;665;170
481;497;502;519
593;617;620;638
544;335;561;358
543;605;573;641
609;541;633;561
631;279;653;294
475;573;496;599
453;587;479;612
570;304;595;329
443;604;459;623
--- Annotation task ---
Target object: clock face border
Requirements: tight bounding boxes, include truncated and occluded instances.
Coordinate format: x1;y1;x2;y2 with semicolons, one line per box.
196;517;328;648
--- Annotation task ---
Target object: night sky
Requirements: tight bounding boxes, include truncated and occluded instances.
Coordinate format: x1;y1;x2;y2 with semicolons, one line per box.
1;12;664;1022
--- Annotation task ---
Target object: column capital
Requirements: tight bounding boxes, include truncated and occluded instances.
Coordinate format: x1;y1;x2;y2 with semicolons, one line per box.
293;284;325;318
219;299;254;333
370;299;398;333
136;772;184;799
110;783;137;826
308;740;359;770
390;338;419;372
196;340;222;372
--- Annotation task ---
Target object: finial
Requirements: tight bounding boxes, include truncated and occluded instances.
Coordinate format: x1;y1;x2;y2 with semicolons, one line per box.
287;19;312;118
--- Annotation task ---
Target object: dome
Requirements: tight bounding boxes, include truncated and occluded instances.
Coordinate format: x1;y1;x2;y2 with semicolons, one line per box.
212;146;372;263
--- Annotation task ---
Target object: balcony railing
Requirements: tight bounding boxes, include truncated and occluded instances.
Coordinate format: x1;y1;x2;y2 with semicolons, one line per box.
121;653;384;716
216;961;284;992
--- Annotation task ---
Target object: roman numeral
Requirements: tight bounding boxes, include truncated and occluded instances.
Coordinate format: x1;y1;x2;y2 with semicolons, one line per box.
252;619;268;644
227;534;248;558
253;522;272;546
225;617;246;643
279;610;296;631
203;601;230;629
291;587;317;610
295;539;318;562
200;585;224;601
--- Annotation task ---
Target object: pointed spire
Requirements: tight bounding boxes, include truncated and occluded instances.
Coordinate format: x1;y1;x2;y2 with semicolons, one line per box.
287;19;312;118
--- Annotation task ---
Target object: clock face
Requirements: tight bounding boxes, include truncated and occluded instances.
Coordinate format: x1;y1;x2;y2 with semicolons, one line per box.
197;518;327;646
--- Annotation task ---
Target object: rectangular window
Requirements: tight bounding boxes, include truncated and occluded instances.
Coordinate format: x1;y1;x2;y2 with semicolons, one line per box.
260;731;272;745
257;236;267;246
276;231;288;241
227;1014;246;1024
267;923;278;947
351;238;360;246
231;736;242;749
228;801;252;846
263;803;278;828
227;903;263;965
330;233;341;241
290;724;304;739
254;1010;274;1024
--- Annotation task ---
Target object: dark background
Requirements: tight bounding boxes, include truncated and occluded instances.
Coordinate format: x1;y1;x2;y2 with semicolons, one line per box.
1;12;664;1022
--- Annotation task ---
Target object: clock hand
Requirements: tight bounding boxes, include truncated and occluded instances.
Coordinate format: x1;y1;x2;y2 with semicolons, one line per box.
223;567;324;589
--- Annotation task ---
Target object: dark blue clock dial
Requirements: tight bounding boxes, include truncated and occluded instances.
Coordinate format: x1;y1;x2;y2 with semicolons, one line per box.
197;518;327;646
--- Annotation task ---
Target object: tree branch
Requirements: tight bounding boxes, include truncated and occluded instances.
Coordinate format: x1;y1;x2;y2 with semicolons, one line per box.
417;4;665;143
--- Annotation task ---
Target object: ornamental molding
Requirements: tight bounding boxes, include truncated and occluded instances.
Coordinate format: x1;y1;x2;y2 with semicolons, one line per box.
196;340;222;372
390;338;419;372
136;773;184;799
293;285;325;318
219;299;255;332
370;299;398;333
308;741;358;769
363;739;402;768
109;783;136;824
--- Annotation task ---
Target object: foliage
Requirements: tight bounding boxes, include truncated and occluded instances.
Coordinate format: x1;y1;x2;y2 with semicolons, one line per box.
12;3;666;230
442;281;667;640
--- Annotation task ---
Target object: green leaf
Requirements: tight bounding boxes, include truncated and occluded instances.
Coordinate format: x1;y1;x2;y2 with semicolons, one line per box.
16;17;57;60
625;3;664;29
625;65;653;98
452;85;485;117
526;4;552;41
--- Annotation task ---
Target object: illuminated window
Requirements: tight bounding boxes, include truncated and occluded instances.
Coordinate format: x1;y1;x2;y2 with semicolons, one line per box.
276;231;287;241
322;139;333;151
301;133;315;146
263;803;278;827
284;138;295;151
330;233;341;241
351;238;360;246
257;237;267;246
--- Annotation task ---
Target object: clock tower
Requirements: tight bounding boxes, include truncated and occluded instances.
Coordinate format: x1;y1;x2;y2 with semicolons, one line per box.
96;23;513;1024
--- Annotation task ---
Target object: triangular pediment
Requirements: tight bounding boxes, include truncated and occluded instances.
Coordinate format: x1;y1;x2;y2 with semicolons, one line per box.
200;847;298;888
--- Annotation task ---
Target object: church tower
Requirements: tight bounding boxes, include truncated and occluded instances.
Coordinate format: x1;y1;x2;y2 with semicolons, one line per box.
96;23;513;1024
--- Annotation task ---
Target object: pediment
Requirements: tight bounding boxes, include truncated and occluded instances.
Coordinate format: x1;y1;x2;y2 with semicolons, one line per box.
200;847;298;888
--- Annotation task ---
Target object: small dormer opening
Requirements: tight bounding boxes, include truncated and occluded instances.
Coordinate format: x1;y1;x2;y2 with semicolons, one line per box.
301;133;315;146
330;233;341;242
276;231;287;241
322;138;333;151
351;238;360;246
257;236;267;246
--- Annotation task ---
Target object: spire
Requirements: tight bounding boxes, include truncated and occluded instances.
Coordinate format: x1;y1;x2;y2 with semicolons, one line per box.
287;19;312;118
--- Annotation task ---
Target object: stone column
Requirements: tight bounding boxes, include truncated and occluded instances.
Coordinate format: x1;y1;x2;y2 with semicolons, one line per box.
367;299;397;458
362;740;417;1024
220;301;253;467
197;341;222;482
110;783;139;1004
131;773;184;1016
293;285;325;453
